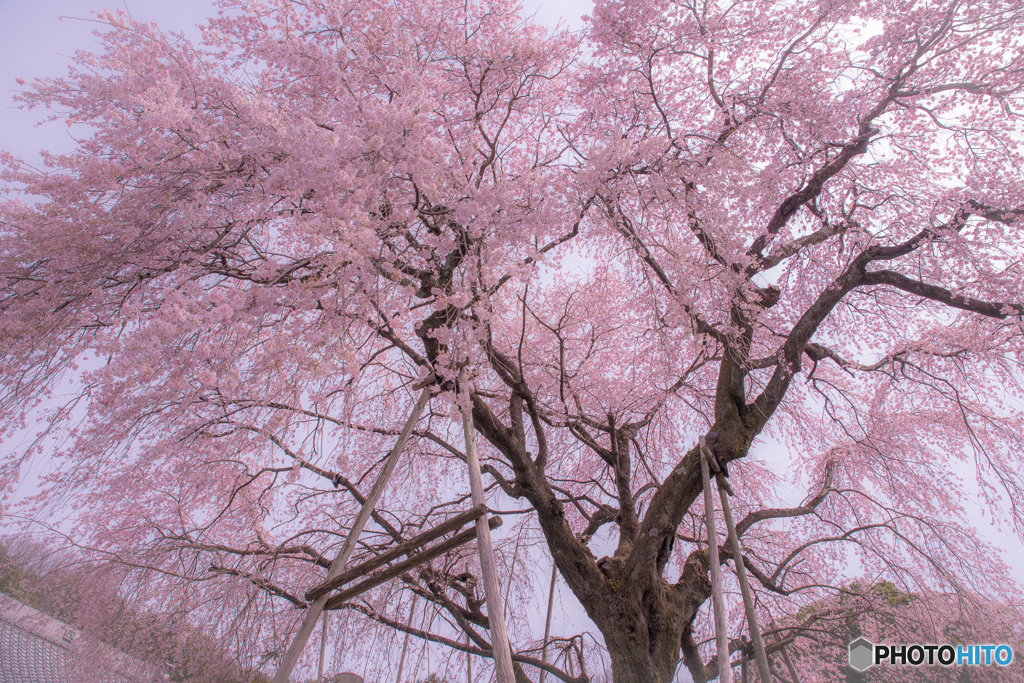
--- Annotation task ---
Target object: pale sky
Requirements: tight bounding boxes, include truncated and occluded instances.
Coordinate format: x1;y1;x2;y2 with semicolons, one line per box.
0;0;591;165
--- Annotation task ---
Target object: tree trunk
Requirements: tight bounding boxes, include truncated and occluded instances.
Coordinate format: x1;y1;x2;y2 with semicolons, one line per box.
602;612;681;683
587;578;698;683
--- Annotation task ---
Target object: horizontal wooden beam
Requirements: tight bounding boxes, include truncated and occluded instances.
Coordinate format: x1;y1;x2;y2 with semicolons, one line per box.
306;504;488;602
323;516;502;609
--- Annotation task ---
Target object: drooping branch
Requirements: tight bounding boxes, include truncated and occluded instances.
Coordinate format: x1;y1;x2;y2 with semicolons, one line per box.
341;601;588;683
862;270;1024;319
734;459;836;537
207;564;306;607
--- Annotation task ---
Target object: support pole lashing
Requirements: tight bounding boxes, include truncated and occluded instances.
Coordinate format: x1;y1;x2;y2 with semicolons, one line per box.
459;367;517;683
700;435;734;683
307;504;489;602
272;383;433;683
321;515;502;609
700;437;772;683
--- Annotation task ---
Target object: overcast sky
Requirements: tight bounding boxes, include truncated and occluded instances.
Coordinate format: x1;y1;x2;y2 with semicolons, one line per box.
0;0;591;165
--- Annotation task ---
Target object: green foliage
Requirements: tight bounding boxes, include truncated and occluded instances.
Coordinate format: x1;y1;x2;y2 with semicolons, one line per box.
0;543;26;596
871;580;916;608
0;538;71;618
417;675;449;683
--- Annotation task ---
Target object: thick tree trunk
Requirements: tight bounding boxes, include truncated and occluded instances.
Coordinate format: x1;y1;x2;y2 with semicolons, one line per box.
605;635;671;683
583;571;706;683
598;598;683;682
469;364;748;683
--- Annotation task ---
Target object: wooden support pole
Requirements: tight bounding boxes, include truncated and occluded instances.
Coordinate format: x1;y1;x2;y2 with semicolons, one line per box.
395;597;417;683
700;436;734;683
317;615;328;683
460;367;517;683
307;504;487;601
781;646;800;683
323;516;502;609
539;560;558;683
771;621;801;683
717;476;772;683
272;384;433;683
701;434;734;496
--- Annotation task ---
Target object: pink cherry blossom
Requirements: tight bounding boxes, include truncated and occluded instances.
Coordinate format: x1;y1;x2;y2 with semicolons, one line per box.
3;0;1024;681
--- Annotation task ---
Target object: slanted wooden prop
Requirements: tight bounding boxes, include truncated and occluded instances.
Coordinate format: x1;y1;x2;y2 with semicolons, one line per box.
272;383;434;683
700;432;772;683
273;371;516;683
